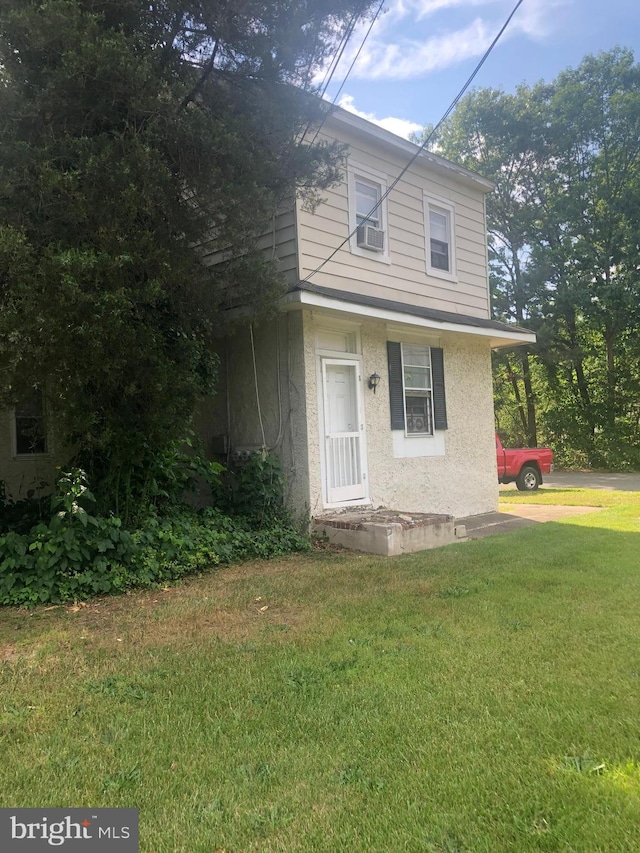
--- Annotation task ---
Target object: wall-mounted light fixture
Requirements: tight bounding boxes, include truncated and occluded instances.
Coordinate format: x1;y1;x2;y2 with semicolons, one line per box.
368;372;381;394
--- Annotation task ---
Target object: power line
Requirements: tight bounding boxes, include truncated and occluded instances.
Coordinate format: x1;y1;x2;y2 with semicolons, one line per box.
300;0;526;285
330;0;385;109
309;0;386;147
298;0;372;146
317;10;361;99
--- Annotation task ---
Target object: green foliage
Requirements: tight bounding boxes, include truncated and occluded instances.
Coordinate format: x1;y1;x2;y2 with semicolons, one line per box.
0;0;377;503
0;469;137;605
0;480;49;535
79;434;226;523
133;508;309;586
218;453;288;526
0;467;309;606
434;49;640;467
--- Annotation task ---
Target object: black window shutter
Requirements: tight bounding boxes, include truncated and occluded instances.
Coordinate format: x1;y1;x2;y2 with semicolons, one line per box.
431;347;448;430
387;341;405;430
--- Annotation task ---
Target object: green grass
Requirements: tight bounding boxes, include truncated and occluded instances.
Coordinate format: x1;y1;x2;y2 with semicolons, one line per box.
2;490;640;851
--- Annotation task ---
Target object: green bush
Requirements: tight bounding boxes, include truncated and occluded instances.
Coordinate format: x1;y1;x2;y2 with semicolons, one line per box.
0;470;138;605
0;468;309;607
216;452;288;525
132;508;309;585
0;479;49;535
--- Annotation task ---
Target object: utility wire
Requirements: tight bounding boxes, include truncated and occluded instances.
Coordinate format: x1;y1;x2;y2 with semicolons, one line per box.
317;18;358;99
299;0;378;144
308;0;386;148
328;0;386;110
297;2;371;149
300;0;526;285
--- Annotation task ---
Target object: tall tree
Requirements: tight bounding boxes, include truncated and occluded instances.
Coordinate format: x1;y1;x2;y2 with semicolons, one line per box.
533;49;640;464
432;86;548;446
0;0;376;501
426;49;640;466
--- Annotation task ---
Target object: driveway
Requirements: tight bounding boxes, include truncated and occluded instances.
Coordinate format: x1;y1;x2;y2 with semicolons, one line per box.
541;471;640;491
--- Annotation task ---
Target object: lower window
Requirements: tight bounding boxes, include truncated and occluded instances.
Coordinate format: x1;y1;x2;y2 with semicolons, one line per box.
387;341;447;434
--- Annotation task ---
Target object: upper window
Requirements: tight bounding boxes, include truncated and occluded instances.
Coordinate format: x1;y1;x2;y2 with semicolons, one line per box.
355;179;381;229
13;389;48;456
425;195;457;280
347;163;390;262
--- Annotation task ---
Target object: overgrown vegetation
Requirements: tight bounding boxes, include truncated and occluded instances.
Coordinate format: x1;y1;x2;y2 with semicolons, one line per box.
0;459;309;607
2;489;640;850
0;0;377;504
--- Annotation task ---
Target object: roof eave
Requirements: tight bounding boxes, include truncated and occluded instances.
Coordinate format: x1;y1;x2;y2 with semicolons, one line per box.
326;107;495;193
282;288;536;348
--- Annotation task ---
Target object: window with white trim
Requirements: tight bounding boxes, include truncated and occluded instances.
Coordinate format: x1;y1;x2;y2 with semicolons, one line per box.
425;195;456;279
355;178;381;229
402;344;434;434
387;342;447;435
13;389;48;456
347;163;389;260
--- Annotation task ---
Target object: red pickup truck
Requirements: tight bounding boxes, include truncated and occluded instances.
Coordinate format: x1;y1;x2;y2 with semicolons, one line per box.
496;434;554;491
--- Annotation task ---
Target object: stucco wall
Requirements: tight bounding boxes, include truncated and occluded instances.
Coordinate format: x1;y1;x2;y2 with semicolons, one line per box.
195;313;311;514
304;312;498;519
197;308;498;521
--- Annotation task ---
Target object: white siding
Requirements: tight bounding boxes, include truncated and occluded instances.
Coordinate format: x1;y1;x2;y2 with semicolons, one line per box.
200;200;299;286
296;118;491;319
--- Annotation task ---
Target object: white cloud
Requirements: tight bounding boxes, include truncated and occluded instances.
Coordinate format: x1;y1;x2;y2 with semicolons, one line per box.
382;0;499;24
337;95;423;139
343;17;495;80
512;0;567;39
323;0;568;82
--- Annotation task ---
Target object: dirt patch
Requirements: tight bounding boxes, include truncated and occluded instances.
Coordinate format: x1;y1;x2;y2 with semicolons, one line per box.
0;644;18;663
0;557;324;655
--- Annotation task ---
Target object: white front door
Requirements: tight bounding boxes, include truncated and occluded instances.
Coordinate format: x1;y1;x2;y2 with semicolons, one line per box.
322;359;367;504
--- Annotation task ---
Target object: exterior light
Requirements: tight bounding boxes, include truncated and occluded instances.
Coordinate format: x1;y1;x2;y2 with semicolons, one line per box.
368;372;381;393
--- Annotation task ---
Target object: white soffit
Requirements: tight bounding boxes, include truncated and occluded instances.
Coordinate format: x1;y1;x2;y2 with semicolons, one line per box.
281;289;536;348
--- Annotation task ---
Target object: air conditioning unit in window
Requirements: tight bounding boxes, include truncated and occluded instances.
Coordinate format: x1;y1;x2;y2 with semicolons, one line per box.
357;224;385;252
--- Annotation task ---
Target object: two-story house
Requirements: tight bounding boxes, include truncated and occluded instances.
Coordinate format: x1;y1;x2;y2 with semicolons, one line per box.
2;105;534;519
197;106;535;520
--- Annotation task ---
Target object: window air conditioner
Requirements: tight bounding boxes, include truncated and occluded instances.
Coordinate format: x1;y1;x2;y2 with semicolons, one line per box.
356;224;385;252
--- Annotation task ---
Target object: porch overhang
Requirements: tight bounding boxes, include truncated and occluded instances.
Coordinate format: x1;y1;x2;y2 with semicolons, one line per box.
282;283;536;348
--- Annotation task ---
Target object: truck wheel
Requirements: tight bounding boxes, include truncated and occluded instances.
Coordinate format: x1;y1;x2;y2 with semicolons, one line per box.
516;465;541;491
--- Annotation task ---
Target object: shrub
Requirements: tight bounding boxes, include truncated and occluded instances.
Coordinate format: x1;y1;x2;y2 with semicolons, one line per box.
132;508;309;584
0;468;309;606
0;479;49;535
0;470;138;605
216;452;288;525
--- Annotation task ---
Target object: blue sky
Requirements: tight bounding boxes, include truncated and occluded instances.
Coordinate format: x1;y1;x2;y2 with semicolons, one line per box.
322;0;640;139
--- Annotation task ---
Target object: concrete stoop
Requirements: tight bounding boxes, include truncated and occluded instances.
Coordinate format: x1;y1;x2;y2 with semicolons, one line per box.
314;509;465;556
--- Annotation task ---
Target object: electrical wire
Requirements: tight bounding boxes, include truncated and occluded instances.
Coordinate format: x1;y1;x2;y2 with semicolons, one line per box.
316;1;370;100
298;0;372;143
309;0;386;147
249;323;267;451
300;0;526;285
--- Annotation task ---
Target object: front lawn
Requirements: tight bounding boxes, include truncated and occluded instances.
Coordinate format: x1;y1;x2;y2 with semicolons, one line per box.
2;489;640;851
